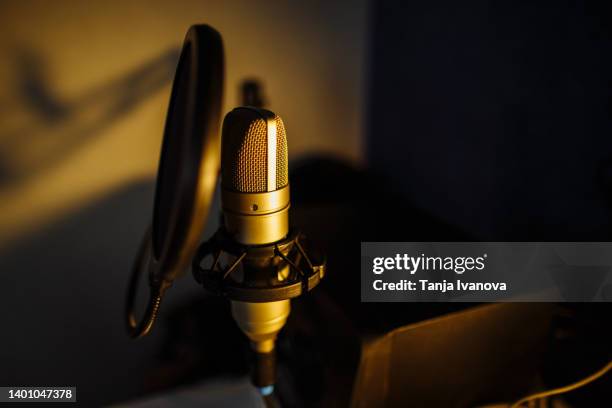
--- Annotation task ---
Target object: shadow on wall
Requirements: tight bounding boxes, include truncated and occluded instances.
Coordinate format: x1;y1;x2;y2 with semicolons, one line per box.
0;47;179;185
0;46;189;406
0;181;158;405
0;175;225;406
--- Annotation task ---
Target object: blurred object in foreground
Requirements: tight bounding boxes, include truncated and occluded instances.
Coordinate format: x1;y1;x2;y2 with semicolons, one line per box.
352;303;555;408
111;377;264;408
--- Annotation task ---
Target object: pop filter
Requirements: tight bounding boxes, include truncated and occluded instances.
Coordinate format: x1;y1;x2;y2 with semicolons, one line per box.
126;25;224;338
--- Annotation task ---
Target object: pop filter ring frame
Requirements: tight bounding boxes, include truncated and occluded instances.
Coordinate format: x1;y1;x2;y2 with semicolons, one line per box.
126;25;224;338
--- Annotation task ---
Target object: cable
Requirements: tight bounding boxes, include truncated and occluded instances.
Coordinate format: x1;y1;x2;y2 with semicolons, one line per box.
252;350;279;407
510;359;612;408
260;388;280;408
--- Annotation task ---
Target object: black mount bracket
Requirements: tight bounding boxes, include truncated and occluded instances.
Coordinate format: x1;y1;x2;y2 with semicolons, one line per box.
192;228;326;302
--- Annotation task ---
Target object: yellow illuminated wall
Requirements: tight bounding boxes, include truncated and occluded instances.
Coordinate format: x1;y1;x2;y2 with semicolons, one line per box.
0;0;367;247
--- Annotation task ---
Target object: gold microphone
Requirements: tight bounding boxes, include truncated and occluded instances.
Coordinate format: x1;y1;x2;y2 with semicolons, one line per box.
193;106;325;397
221;107;291;394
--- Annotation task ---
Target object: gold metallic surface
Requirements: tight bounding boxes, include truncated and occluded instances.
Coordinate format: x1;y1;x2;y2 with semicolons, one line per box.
222;185;290;215
224;205;289;245
221;108;288;193
231;299;291;353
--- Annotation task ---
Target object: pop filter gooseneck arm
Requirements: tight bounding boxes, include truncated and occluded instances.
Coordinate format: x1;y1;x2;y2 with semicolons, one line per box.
126;227;169;338
126;25;224;338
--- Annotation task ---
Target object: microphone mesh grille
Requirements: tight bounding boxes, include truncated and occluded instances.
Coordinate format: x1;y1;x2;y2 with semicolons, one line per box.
221;108;288;192
275;116;288;188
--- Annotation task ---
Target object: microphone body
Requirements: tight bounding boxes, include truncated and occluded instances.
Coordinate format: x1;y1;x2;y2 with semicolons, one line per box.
220;107;291;377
